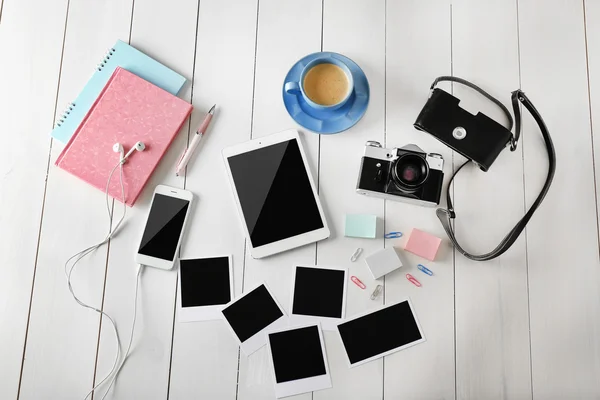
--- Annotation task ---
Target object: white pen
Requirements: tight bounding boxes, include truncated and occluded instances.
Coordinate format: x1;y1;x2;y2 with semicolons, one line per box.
175;104;216;176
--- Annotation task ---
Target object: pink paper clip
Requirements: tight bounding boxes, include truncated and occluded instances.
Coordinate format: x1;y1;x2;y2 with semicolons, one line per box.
406;273;422;287
351;276;366;289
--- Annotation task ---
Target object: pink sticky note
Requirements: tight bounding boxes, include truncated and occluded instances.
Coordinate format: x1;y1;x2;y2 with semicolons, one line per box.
404;228;442;261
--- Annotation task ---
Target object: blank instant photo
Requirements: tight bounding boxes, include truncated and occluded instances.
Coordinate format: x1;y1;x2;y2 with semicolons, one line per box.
266;323;332;398
177;256;234;322
290;265;348;331
221;283;287;355
336;299;425;367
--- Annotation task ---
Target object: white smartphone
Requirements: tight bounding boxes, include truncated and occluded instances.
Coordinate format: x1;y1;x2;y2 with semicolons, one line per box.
135;185;194;270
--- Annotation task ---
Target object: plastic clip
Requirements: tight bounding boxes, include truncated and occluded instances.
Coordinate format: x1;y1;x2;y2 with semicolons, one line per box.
351;276;366;289
384;232;403;239
350;247;363;262
370;284;383;300
417;264;433;276
406;274;422;287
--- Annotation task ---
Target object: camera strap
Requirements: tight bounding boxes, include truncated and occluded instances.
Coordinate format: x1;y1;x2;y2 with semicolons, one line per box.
432;77;556;261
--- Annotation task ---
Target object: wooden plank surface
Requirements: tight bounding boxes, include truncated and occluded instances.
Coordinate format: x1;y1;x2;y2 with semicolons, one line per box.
92;0;199;399
518;0;600;398
383;1;455;399
235;0;322;399
167;0;259;398
586;0;600;271
17;0;135;398
3;0;600;399
0;0;68;398
314;0;385;399
451;1;532;399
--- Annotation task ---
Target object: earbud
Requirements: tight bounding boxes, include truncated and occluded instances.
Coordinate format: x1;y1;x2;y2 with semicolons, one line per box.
123;141;145;162
114;141;145;163
135;141;146;151
113;143;124;158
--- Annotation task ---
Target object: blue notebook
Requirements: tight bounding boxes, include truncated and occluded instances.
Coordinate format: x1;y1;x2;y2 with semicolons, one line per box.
51;40;187;143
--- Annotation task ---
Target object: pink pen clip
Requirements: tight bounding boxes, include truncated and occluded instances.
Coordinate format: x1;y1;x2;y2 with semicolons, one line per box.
406;273;422;287
351;276;366;289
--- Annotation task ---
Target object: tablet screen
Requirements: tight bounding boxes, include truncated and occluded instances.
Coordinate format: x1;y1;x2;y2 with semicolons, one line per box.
227;139;323;247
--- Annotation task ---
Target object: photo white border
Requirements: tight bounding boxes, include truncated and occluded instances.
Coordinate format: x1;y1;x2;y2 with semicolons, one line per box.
335;298;426;368
289;265;348;331
220;282;288;355
266;322;332;398
222;129;330;259
177;255;234;323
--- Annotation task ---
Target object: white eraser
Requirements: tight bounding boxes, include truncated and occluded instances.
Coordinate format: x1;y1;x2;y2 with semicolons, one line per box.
365;247;403;280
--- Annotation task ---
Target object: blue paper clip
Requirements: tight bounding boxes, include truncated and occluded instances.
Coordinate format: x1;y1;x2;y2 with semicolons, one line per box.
417;263;433;276
384;231;403;239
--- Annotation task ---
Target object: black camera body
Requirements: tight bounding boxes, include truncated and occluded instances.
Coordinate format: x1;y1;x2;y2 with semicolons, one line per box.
356;141;444;207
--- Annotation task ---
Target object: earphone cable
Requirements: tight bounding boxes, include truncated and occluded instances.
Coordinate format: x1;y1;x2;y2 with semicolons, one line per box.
100;264;143;400
63;158;129;400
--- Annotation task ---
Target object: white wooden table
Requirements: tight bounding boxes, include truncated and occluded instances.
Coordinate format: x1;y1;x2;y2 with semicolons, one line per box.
2;0;600;399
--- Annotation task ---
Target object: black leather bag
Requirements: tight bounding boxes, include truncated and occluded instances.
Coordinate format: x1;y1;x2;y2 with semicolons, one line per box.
415;77;516;171
413;76;556;261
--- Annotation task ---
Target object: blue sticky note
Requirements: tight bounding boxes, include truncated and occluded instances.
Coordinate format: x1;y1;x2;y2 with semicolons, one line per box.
345;214;377;239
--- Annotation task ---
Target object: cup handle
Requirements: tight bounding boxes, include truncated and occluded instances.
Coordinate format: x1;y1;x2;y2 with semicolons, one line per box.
285;81;301;95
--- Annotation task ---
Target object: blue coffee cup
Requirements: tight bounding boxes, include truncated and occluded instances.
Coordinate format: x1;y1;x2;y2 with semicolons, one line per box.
284;55;354;111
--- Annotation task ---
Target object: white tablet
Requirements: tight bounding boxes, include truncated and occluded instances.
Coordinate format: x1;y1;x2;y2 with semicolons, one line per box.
222;129;330;258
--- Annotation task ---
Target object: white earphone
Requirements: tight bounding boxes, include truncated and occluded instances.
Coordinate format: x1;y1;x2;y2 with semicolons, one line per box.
112;141;146;163
66;141;147;400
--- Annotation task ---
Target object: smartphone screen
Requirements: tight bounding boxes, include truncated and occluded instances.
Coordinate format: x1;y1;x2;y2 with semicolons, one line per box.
138;194;190;261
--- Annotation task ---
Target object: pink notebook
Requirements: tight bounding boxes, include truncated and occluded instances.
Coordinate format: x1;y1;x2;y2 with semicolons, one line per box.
56;67;192;206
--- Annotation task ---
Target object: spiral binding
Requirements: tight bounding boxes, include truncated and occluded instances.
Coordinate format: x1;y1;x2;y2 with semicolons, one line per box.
97;47;116;71
54;47;117;129
55;102;75;128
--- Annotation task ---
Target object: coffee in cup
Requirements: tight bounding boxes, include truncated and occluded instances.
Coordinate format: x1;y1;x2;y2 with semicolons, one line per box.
303;63;349;106
284;54;355;112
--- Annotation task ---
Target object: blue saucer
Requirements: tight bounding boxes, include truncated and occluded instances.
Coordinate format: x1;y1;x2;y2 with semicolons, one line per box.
282;52;370;134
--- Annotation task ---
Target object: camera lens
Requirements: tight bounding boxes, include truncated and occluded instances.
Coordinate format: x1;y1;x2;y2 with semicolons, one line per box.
392;154;429;188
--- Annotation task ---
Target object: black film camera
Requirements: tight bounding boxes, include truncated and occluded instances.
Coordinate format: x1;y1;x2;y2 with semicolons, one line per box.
356;141;444;207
